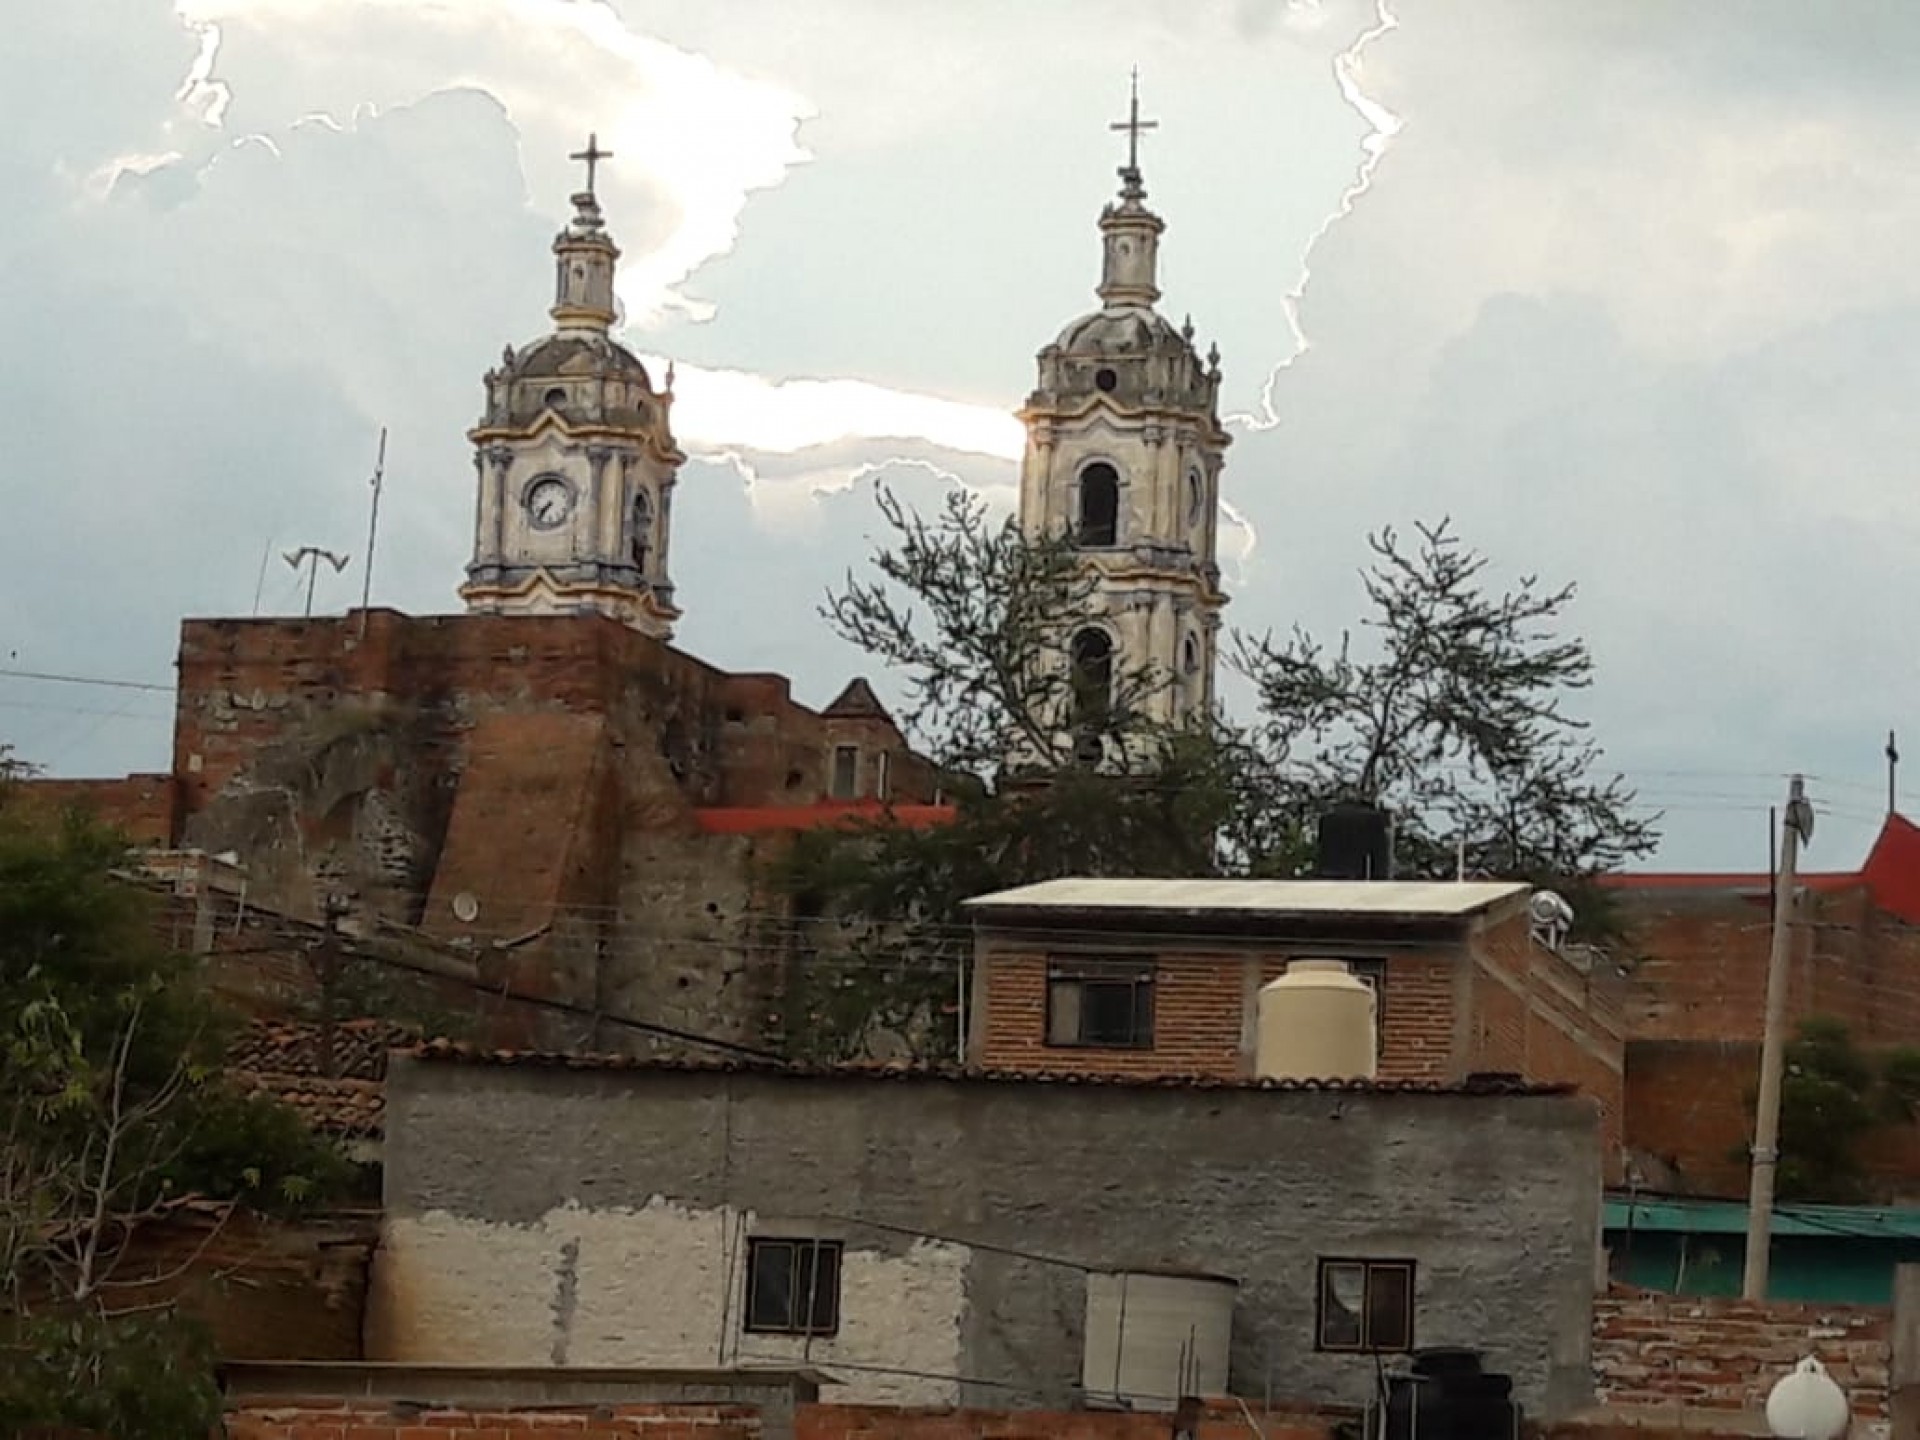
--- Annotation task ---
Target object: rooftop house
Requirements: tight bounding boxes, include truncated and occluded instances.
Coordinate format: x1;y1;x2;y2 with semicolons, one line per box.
960;877;1627;1172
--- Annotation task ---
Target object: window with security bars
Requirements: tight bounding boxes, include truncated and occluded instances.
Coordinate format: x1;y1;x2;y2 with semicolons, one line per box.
1046;959;1155;1048
1316;1258;1415;1352
744;1237;843;1336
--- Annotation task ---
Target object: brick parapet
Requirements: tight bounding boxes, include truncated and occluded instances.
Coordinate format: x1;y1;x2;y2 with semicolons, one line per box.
1591;1289;1889;1423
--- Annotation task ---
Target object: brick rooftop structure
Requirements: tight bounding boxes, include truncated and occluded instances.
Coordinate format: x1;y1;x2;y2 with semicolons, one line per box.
963;877;1629;1176
1604;812;1920;1198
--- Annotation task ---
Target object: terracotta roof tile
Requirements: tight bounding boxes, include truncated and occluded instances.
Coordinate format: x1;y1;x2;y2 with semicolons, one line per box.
227;1017;418;1081
404;1040;1570;1097
233;1071;385;1139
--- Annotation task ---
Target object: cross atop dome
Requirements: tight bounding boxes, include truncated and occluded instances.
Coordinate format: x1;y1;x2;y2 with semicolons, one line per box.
1108;69;1158;199
570;133;612;200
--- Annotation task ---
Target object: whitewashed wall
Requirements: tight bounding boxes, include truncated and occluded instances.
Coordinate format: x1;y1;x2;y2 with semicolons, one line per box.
368;1196;970;1405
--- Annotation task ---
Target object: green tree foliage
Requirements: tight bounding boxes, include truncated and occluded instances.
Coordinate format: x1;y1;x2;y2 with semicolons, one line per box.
1769;1016;1920;1204
775;731;1286;1061
823;483;1173;775
783;494;1654;1057
0;754;349;1438
1234;519;1659;884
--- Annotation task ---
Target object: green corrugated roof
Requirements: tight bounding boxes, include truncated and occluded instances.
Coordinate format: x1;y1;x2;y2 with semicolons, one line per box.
1605;1193;1920;1240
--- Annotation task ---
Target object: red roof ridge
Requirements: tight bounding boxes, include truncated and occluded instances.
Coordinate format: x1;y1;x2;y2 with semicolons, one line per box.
693;801;956;835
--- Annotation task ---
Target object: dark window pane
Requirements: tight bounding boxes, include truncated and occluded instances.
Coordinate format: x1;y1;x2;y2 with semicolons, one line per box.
802;1243;842;1332
1319;1263;1366;1349
1079;981;1144;1045
747;1241;796;1330
1367;1265;1413;1351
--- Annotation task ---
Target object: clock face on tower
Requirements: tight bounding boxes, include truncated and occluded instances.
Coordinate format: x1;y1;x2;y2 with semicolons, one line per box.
525;476;573;530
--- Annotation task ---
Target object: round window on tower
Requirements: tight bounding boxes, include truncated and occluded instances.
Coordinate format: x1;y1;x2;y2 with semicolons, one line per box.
543;387;567;411
1094;367;1119;393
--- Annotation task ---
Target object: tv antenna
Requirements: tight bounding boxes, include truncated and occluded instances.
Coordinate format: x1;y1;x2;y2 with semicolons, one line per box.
283;546;350;617
359;426;388;637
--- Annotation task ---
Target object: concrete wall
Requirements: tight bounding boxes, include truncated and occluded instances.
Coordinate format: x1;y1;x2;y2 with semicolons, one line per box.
373;1058;1603;1418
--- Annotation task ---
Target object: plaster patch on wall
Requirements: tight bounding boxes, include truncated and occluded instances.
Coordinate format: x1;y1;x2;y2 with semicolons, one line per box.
370;1196;969;1404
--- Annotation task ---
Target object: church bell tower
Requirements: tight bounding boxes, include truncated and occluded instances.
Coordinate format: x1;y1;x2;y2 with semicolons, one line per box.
461;136;685;638
1018;80;1230;748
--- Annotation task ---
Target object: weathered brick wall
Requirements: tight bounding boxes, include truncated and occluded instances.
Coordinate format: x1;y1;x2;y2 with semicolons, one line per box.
976;949;1246;1077
977;946;1466;1082
797;1402;1332;1440
1471;917;1626;1180
12;772;177;844
1612;883;1920;1050
1624;1039;1920;1201
1592;1289;1889;1421
150;608;934;1056
228;1401;762;1440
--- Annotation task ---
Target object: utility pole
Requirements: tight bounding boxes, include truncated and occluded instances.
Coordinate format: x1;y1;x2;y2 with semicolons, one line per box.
1743;774;1815;1300
359;426;387;639
314;893;348;1080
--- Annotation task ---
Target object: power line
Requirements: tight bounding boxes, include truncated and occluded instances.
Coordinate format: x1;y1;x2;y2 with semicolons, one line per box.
0;667;174;694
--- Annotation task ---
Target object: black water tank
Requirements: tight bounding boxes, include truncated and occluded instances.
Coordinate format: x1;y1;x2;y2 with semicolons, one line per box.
1315;802;1393;879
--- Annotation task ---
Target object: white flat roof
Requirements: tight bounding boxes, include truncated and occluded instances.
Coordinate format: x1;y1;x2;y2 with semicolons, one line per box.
963;878;1530;920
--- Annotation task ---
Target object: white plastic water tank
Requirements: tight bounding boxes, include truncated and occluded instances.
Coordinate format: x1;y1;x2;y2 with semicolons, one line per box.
1082;1269;1236;1412
1255;959;1378;1082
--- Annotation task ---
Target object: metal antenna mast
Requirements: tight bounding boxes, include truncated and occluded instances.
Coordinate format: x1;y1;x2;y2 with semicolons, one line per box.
359;427;388;637
283;546;350;618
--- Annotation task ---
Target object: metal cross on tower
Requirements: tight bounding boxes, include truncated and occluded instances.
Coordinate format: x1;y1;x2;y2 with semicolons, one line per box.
570;133;612;197
1109;69;1158;180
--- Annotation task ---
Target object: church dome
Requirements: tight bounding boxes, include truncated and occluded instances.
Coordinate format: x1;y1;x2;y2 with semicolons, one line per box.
1053;304;1189;357
505;333;652;387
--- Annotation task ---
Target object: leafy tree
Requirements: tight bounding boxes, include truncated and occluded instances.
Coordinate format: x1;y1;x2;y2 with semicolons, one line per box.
823;483;1172;775
1767;1016;1920;1204
0;760;349;1438
783;495;1653;1056
1233;519;1658;909
775;731;1287;1060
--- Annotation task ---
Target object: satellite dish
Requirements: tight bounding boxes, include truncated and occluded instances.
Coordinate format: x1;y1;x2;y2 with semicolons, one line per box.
451;892;480;924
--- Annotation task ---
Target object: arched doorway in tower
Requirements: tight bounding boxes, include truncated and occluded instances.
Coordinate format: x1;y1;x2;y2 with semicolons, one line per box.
1077;463;1119;547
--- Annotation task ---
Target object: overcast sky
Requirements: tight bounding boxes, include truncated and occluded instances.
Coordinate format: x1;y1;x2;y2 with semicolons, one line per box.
5;0;1918;872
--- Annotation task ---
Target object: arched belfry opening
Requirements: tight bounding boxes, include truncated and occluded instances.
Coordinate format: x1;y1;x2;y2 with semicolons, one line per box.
1070;627;1115;728
1078;463;1119;547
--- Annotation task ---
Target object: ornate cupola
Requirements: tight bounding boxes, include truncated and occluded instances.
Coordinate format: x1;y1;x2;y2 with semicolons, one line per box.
1016;78;1231;752
460;135;686;639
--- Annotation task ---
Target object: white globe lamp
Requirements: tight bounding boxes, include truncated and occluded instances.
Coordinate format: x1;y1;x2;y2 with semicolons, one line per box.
1766;1356;1850;1440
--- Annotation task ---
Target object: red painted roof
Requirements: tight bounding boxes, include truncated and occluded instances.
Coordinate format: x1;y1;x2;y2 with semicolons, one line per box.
1601;811;1920;924
1860;811;1920;925
692;802;957;835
